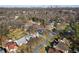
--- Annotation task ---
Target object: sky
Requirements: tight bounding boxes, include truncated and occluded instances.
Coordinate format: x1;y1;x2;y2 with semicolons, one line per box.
0;0;53;5
0;0;79;7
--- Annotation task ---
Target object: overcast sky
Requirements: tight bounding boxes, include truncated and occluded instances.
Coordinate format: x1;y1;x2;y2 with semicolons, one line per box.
0;0;79;7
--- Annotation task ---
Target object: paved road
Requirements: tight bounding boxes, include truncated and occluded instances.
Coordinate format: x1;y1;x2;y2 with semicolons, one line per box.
33;34;53;53
33;39;48;53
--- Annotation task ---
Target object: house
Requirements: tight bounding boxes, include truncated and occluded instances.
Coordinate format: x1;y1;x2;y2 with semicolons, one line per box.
31;24;41;30
15;36;28;46
15;16;19;19
15;34;37;46
48;19;56;24
45;24;55;31
36;28;44;35
53;39;70;53
56;22;68;30
5;41;18;53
